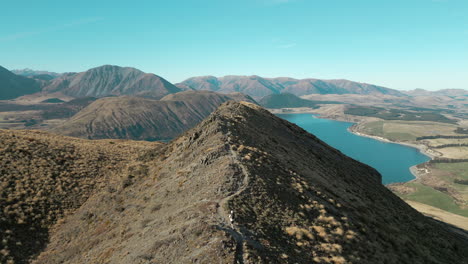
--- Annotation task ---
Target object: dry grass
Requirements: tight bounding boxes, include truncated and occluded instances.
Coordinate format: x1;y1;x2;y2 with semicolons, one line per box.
424;138;468;147
285;226;314;240
1;101;467;264
0;129;161;263
435;147;468;159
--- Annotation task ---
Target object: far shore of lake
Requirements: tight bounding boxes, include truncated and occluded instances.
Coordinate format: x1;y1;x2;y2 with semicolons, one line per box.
270;108;436;183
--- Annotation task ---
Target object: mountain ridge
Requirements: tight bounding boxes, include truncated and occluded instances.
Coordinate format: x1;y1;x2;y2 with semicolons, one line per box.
22;101;468;263
177;75;405;98
11;68;62;78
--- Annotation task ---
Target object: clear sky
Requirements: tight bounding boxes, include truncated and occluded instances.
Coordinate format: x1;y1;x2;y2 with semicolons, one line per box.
1;0;467;90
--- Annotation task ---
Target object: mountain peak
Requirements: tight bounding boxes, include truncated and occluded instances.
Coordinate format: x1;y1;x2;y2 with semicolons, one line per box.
42;65;181;99
88;64;141;72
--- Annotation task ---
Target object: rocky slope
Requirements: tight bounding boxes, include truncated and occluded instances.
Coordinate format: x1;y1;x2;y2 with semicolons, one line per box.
42;65;182;99
0;66;41;100
21;101;466;263
177;75;405;98
51;91;256;140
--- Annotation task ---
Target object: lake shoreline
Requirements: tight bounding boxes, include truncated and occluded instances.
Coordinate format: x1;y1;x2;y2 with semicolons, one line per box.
348;125;435;158
347;126;437;182
271;108;435;183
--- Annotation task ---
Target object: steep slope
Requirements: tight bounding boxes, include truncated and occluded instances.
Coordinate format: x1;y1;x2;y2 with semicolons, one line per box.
0;66;41;100
0;130;162;264
42;65;182;99
51;91;255;140
31;101;467;263
178;75;405;98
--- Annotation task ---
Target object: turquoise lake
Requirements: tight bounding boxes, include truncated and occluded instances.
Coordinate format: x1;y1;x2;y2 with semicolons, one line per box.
277;113;431;184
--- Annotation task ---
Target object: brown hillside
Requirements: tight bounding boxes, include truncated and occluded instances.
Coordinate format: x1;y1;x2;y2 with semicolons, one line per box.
22;101;468;263
0;130;162;263
51;91;256;141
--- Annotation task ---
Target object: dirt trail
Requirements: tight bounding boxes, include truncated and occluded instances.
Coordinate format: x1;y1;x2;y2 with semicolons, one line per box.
214;144;252;264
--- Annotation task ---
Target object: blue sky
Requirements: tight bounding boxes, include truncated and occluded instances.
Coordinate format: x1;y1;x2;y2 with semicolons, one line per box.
1;0;467;90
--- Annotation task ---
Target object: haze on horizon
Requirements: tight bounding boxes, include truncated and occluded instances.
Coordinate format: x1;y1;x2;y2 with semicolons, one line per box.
1;0;467;91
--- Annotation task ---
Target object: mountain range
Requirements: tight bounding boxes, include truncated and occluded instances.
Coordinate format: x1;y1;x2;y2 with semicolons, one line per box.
0;65;424;101
1;101;467;263
2;64;466;114
177;75;406;98
11;68;62;78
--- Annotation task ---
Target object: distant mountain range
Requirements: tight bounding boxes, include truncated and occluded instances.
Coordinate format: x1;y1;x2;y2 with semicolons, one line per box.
11;68;62;78
405;88;468;97
177;75;406;98
52;91;256;140
2;65;467;103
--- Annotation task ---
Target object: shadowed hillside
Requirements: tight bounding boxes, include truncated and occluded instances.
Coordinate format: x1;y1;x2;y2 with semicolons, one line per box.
0;66;41;100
